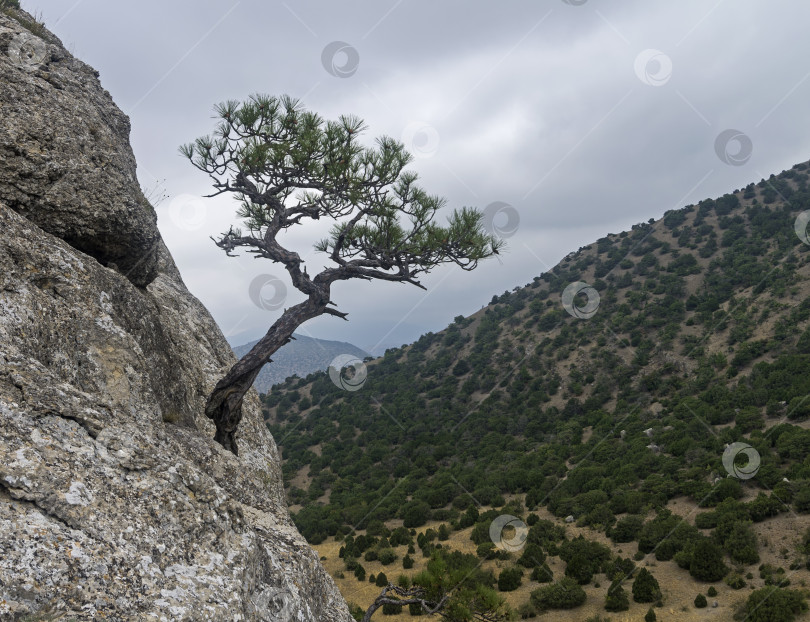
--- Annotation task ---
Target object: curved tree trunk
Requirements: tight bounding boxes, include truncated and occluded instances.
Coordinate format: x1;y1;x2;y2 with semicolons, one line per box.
205;299;325;454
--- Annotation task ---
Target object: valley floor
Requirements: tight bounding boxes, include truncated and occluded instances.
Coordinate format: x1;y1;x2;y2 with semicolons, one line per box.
314;496;810;621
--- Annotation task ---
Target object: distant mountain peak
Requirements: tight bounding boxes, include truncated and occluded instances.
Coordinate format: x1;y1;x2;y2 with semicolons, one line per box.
232;333;369;394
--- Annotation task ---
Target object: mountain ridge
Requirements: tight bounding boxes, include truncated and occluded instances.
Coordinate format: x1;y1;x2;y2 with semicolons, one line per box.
233;333;369;394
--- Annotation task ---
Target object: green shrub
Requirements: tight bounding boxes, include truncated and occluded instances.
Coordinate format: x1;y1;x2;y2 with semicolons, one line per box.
689;538;727;581
402;500;431;528
760;564;791;587
402;554;414;569
381;602;402;615
725;522;759;565
518;542;546;567
565;553;594;585
375;572;388;587
530;564;554;583
470;522;491;545
695;511;717;529
604;580;629;611
476;541;496;559
794;482;810;513
517;601;538;618
645;608;656;622
673;547;693;570
378;548;397;565
497;567;523;592
389;527;412;547
559;536;611;584
605;556;636;582
610;515;644;543
348;602;365;621
632;568;661;603
694;593;707;608
638;511;695;554
530;577;587;611
742;587;807;622
707;586;717;597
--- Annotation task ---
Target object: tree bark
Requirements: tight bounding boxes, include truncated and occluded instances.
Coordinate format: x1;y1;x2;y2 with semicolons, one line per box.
205;299;325;454
359;585;447;622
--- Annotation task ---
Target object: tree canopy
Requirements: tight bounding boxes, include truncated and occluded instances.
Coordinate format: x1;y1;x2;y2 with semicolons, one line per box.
182;94;502;452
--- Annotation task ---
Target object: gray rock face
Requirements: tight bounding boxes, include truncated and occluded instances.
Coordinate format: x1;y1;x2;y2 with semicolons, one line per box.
0;11;159;288
0;9;351;622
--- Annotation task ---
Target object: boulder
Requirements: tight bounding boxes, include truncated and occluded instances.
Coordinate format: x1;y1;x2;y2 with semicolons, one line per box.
0;11;159;287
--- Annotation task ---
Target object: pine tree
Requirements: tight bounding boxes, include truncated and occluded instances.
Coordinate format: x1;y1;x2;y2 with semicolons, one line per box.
498;567;523;592
632;568;661;603
725;522;760;565
181;95;503;453
689;538;728;582
605;580;630;611
565;553;594;585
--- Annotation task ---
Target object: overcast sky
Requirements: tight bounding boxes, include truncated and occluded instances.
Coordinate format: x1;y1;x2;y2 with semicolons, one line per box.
29;0;810;354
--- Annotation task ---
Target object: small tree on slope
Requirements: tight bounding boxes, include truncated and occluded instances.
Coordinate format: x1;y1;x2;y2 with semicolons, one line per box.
632;568;661;603
182;95;502;453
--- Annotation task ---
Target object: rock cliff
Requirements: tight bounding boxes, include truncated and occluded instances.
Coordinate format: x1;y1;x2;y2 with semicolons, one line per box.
0;8;352;621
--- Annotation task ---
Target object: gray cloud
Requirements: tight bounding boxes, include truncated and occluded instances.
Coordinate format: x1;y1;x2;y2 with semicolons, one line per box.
30;0;810;353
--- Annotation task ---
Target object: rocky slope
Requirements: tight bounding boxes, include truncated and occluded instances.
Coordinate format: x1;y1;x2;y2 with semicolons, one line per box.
233;335;369;395
0;7;351;621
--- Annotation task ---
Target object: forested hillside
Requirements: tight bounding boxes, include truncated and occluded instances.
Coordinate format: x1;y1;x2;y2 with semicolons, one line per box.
262;160;810;620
